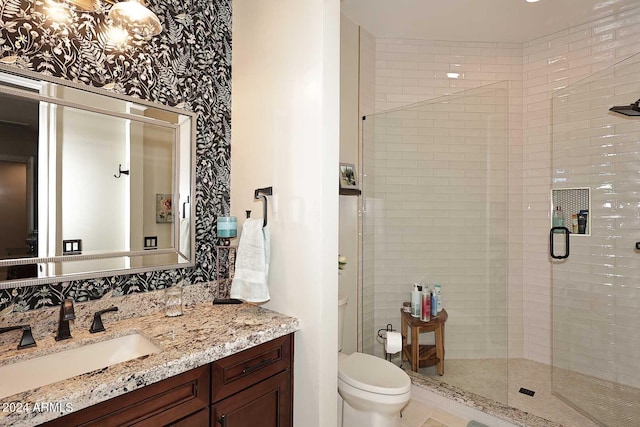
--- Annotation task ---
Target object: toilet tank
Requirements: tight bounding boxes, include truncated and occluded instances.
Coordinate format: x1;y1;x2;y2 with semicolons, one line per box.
338;295;348;352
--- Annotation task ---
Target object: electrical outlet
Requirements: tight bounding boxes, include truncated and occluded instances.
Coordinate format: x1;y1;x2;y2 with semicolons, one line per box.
144;236;158;250
62;239;82;255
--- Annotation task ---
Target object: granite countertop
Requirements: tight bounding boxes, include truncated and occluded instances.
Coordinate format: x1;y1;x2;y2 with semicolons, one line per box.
0;286;300;426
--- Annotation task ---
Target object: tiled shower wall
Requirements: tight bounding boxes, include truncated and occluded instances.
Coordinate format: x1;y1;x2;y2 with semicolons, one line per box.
362;1;640;365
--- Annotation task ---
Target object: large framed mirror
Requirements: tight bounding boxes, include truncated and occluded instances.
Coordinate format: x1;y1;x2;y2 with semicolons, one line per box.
0;64;196;288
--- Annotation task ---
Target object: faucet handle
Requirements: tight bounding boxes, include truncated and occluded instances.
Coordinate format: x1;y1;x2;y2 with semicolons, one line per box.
18;325;36;349
0;325;37;350
90;307;119;334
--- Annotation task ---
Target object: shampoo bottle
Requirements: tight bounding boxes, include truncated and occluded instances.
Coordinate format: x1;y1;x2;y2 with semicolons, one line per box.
411;284;421;318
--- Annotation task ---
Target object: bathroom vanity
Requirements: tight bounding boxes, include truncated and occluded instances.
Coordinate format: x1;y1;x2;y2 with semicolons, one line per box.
0;296;299;427
43;334;293;427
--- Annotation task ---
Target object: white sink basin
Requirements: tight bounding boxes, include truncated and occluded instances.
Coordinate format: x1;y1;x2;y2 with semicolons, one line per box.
0;333;161;399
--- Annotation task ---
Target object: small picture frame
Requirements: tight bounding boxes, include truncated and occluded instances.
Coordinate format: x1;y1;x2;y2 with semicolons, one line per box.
156;194;173;223
339;163;358;190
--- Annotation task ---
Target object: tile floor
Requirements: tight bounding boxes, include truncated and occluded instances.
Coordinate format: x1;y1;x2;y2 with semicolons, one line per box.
400;399;470;427
419;358;601;427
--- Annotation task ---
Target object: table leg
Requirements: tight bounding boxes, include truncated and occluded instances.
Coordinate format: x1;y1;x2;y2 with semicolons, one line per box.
411;325;419;372
435;324;444;376
401;316;407;365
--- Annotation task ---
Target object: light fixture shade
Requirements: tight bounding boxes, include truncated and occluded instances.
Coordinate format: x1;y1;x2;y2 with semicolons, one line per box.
108;0;161;39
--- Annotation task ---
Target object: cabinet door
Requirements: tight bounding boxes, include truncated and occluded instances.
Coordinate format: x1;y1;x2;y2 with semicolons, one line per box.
211;371;291;427
168;408;209;427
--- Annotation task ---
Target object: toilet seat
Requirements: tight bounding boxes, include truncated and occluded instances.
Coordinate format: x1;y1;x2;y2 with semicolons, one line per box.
338;352;411;396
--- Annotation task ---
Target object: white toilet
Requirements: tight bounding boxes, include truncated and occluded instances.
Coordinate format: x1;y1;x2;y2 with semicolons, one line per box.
338;295;411;427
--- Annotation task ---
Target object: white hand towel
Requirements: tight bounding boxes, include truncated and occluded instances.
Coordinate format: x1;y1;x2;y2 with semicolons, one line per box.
179;217;191;257
230;219;270;303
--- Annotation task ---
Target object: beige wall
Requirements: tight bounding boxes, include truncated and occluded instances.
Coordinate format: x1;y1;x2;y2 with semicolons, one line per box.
231;1;340;425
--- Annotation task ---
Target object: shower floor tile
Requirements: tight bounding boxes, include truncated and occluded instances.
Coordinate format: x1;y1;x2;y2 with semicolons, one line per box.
420;358;600;427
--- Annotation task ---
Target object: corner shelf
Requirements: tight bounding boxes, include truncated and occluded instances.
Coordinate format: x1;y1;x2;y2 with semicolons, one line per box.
339;188;361;196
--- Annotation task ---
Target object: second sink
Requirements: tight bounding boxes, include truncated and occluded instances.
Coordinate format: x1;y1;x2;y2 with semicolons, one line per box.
0;333;161;400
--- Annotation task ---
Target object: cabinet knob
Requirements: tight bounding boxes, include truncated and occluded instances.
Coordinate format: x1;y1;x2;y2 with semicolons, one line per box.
217;414;227;426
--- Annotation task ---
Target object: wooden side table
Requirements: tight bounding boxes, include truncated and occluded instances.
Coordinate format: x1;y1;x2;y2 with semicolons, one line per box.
400;309;448;375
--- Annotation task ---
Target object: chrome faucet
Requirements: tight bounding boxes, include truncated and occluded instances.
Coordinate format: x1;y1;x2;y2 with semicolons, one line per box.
0;325;36;349
55;299;75;341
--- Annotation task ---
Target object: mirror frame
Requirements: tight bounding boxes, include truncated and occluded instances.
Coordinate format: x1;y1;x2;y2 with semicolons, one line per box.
0;63;197;289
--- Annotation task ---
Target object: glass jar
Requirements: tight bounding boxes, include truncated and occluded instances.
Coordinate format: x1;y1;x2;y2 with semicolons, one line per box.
165;286;183;317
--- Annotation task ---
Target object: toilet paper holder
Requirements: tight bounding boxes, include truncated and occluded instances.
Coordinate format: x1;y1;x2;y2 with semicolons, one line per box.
378;324;399;362
377;323;395;341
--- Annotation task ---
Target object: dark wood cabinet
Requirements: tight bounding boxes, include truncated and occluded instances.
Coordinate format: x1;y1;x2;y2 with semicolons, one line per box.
42;365;210;427
211;335;293;427
169;408;209;427
211;371;290;427
41;334;293;427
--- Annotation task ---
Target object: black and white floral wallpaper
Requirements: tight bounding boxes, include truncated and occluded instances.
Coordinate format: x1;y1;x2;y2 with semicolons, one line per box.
0;0;231;310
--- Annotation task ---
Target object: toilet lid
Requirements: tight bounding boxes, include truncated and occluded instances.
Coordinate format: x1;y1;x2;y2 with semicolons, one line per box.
338;353;411;395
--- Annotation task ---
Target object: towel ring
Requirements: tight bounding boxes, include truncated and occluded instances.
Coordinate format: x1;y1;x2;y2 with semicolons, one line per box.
254;187;273;227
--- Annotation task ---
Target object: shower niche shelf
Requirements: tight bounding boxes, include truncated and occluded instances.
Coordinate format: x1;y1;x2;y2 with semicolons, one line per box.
339;188;361;196
551;187;590;236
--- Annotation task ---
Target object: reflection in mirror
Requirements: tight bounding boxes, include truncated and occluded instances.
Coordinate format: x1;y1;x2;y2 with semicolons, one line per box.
0;67;195;287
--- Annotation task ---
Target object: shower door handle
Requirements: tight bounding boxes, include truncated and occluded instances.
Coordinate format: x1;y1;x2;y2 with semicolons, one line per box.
550;227;570;259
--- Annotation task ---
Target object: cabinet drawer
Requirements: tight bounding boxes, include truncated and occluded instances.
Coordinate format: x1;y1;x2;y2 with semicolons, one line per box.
43;365;210;427
212;334;292;403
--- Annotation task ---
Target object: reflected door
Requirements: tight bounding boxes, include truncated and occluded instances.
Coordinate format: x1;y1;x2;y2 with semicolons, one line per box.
57;103;129;273
0;160;28;257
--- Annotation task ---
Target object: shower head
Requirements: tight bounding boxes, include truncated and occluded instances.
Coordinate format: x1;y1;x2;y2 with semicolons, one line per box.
609;99;640;116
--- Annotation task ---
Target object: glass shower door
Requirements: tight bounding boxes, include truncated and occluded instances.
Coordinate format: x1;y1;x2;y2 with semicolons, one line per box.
551;52;640;426
360;82;509;404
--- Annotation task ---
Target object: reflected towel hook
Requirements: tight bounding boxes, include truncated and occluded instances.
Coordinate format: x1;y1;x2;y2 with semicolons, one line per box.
254;187;272;227
114;164;130;178
182;196;190;219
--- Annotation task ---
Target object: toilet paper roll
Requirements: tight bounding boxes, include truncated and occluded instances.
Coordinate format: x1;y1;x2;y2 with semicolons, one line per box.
385;331;402;354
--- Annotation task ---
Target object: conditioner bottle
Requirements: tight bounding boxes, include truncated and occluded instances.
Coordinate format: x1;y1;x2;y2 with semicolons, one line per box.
435;284;443;312
421;287;431;322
